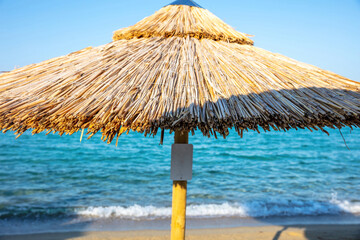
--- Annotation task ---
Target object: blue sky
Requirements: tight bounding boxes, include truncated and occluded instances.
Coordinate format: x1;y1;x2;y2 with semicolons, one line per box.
0;0;359;81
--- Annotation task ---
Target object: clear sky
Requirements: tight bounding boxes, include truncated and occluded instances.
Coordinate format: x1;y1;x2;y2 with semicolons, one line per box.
0;0;359;81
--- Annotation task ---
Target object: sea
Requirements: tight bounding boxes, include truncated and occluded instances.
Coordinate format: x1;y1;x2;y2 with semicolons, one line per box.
0;128;359;235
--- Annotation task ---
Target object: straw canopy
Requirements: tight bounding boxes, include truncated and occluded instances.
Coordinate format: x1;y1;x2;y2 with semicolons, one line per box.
0;1;359;143
113;5;253;45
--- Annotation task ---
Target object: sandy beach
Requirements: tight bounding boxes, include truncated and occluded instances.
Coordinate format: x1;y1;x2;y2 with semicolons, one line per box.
1;224;359;240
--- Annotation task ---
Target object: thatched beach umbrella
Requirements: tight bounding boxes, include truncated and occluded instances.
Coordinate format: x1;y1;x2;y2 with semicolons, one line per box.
1;0;360;239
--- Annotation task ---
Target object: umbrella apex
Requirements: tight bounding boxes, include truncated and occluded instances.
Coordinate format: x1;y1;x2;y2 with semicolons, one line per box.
166;0;203;8
113;1;253;45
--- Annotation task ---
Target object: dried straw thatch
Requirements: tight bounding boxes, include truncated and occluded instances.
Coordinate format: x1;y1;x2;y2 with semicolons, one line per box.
0;3;359;143
113;5;254;45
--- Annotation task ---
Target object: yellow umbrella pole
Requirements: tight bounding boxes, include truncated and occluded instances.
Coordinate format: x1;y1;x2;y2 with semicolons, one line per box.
171;180;187;240
171;131;192;240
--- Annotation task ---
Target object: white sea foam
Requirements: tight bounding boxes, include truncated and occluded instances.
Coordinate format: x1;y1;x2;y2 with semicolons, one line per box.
76;200;360;220
331;199;360;214
77;205;171;219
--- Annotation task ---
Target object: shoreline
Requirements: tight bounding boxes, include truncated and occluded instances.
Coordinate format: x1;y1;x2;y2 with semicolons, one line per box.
1;224;360;240
1;215;360;236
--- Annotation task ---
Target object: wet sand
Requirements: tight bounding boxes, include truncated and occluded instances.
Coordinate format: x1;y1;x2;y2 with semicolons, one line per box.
1;224;359;240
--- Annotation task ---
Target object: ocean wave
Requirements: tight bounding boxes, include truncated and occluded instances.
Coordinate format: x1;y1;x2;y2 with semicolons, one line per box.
76;199;360;220
1;199;359;220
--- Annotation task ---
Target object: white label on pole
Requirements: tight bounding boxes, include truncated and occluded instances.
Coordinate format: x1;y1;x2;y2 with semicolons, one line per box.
171;144;193;181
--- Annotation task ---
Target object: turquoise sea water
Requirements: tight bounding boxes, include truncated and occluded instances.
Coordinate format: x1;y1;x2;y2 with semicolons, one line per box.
0;128;359;234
